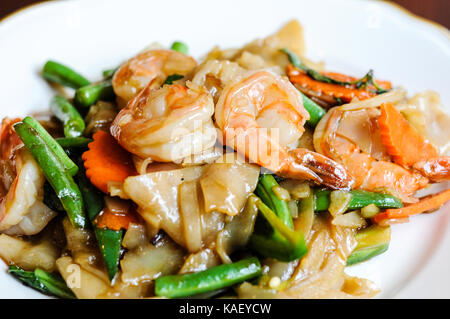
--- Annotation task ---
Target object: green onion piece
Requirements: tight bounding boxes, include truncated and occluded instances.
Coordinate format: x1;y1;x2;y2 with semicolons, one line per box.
77;160;122;281
256;174;294;229
163;74;184;85
8;266;75;299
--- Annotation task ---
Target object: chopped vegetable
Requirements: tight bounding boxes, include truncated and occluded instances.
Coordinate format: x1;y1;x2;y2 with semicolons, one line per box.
332;211;367;228
287;200;299;218
255;174;294;228
102;67;119;79
279;180;311;200
282;48;390;93
23;116;78;176
315;189;403;211
74;79;115;108
77;161;123;281
361;204;380;218
287;65;391;104
294;194;315;238
300;91;326;127
56;137;93;149
155;257;261;298
170;41;189;54
8;265;75;299
378;102;439;167
42;60;90;89
250;195;308;262
14;121;86;228
82;130;137;193
94;207;139;231
272;185;291;201
347;225;391;265
328;190;352;216
93;228;122;281
373;189;450;224
282;49;391;104
50;96;85;138
163;74;184;85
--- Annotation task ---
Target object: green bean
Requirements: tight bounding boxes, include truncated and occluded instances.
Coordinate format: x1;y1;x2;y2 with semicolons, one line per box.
300;91;326;127
50;96;85;138
77;160;122;281
74;79;115;108
314;189;403;212
8;266;75;299
56;137;92;149
170;41;189;54
43;181;64;212
14;122;86;228
42;60;90;89
255;174;293;228
155;257;261;298
22;116;78;176
102;67;119;79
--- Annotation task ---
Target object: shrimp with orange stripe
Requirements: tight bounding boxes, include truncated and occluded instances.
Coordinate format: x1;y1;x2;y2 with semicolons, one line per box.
215;69;353;189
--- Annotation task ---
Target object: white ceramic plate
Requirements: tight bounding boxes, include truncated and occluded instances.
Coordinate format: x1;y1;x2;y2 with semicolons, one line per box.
0;0;449;299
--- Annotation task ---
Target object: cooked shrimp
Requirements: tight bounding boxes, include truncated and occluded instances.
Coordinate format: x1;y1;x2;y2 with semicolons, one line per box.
215;70;353;189
111;83;217;162
0;118;57;235
112;49;197;105
313;108;429;201
413;157;450;183
191;60;244;102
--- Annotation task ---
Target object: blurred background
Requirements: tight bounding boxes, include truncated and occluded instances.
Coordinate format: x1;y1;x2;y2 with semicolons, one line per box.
0;0;449;29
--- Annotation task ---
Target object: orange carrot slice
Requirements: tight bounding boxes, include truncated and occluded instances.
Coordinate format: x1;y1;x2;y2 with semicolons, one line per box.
286;65;392;103
378;103;439;167
82;130;137;193
94;207;139;231
373;189;450;224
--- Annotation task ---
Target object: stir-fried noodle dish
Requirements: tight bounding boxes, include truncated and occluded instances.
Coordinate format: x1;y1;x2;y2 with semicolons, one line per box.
1;20;449;299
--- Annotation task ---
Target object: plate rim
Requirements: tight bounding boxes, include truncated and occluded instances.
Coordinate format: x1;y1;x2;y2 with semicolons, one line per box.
0;0;449;299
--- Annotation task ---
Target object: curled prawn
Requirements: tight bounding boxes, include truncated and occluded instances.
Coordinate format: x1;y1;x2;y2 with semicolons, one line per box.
191;60;244;102
215;70;353;189
112;49;197;105
0;118;57;235
111;82;217;163
313;107;429;201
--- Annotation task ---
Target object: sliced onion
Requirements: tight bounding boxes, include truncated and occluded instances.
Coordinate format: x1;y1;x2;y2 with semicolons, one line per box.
329;190;352;216
332;211;367;228
338;88;407;111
